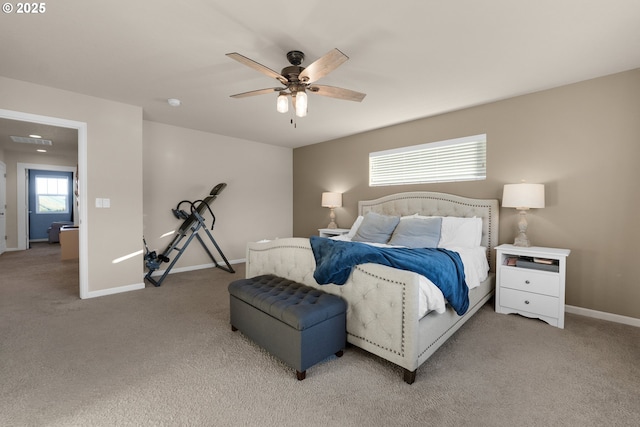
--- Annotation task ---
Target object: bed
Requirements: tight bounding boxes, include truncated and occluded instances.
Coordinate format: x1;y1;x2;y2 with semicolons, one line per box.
246;191;499;383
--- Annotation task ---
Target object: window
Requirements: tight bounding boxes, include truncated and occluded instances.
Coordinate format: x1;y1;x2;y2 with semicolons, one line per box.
369;134;486;186
36;176;70;214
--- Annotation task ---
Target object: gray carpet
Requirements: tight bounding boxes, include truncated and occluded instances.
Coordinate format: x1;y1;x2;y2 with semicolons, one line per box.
1;243;639;426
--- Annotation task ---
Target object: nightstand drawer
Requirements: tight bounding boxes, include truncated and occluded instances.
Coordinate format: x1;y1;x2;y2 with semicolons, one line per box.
501;267;560;297
499;288;559;319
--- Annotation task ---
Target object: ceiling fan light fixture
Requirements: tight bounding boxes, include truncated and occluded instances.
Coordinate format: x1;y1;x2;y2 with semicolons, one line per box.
227;48;365;121
295;90;307;118
276;92;289;113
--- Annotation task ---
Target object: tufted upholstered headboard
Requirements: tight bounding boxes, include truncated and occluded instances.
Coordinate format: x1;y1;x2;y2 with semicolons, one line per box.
359;192;499;271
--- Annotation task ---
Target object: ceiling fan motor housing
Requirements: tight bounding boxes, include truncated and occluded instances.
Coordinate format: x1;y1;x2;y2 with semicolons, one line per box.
227;48;365;103
286;50;305;66
281;65;305;83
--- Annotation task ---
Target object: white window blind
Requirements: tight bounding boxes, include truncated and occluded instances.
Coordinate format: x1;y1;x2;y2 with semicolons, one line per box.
369;134;487;186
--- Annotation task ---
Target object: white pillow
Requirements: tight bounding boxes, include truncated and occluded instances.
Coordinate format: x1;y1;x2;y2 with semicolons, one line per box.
438;217;483;248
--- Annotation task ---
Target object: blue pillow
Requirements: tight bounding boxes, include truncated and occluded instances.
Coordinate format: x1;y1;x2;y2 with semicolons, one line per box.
388;217;442;248
351;212;400;244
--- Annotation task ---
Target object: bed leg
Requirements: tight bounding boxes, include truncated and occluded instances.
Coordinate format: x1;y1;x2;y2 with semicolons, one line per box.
403;369;416;384
335;350;344;357
231;325;238;332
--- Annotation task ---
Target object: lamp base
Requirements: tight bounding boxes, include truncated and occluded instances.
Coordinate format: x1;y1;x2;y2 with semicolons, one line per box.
513;209;531;247
513;233;531;247
326;207;338;229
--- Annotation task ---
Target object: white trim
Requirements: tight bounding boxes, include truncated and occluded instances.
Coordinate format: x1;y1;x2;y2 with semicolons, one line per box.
0;161;6;255
566;305;640;328
0;109;88;300
84;282;145;299
17;163;77;246
147;258;245;277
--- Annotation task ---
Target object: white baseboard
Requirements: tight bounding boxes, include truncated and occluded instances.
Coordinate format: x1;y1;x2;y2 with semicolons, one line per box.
84;259;245;298
565;305;640;328
82;282;145;299
147;258;245;277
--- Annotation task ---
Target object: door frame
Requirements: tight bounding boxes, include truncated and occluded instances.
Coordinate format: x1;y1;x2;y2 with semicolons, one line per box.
20;164;77;241
0;161;6;255
0;109;88;299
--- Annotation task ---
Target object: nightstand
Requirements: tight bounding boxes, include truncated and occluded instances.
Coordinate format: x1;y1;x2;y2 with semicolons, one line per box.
495;244;570;329
318;228;350;238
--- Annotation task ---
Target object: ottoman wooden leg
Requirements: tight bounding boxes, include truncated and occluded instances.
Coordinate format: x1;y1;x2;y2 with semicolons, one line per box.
296;370;306;381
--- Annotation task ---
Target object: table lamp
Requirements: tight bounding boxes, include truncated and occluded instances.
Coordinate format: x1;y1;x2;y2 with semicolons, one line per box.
321;192;342;229
502;183;545;247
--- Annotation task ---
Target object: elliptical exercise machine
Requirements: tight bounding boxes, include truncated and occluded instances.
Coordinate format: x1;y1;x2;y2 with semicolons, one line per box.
144;183;235;287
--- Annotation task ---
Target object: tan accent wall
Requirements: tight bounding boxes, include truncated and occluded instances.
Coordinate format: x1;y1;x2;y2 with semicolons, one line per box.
293;69;640;319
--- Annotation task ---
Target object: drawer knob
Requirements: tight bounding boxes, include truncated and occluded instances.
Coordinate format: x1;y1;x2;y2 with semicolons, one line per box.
525;280;530;284
524;300;530;304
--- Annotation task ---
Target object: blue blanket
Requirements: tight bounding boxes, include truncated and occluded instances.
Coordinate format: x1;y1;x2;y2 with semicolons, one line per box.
309;236;469;315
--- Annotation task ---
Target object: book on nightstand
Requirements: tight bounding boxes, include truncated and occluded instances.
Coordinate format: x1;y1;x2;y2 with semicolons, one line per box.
515;256;560;272
505;256;518;266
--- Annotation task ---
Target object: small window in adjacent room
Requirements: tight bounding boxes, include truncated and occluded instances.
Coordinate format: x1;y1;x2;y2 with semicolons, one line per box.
369;134;487;186
35;176;70;214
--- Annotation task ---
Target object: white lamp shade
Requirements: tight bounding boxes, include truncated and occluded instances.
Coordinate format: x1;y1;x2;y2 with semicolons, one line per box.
321;192;342;208
502;183;545;209
276;93;288;113
295;91;307;117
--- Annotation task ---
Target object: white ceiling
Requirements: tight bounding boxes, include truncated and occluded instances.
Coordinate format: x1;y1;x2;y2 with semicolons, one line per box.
0;119;78;156
1;0;640;152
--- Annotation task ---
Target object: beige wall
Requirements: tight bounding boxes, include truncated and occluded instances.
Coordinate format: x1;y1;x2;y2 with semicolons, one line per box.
1;76;143;294
142;121;292;268
1;77;294;296
293;69;640;320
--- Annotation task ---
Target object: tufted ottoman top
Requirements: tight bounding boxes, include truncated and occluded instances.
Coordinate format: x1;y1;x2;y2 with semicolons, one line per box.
228;274;346;331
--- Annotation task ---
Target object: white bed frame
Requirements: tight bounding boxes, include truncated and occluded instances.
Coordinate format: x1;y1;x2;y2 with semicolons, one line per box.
246;191;499;384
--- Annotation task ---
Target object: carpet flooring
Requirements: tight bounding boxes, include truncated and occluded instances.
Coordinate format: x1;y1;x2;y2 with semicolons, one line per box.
1;243;639;426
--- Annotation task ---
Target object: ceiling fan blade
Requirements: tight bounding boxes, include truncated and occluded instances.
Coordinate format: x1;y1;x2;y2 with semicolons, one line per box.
309;85;366;102
298;48;349;84
226;52;289;85
229;87;285;99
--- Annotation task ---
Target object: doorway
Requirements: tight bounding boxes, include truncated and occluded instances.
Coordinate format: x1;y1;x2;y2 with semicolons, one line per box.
28;170;74;241
0;108;88;298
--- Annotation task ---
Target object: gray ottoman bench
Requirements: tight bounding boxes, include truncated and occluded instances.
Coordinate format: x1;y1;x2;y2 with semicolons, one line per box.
228;274;347;380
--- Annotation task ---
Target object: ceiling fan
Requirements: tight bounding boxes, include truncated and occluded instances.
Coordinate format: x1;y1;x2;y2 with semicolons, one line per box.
226;48;366;118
